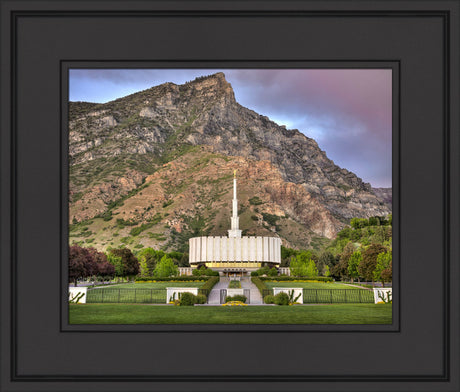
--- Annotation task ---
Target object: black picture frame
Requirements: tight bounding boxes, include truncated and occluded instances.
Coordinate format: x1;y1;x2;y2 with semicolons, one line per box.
1;1;458;391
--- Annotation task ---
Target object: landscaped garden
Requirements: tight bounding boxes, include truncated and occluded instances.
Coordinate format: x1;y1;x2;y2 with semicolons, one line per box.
69;303;392;324
101;281;207;289
264;281;362;290
85;279;215;304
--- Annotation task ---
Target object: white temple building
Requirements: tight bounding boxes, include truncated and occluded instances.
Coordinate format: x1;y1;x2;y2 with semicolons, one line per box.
189;171;281;276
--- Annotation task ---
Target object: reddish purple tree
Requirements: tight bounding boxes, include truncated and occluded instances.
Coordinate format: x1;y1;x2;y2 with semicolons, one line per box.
69;245;92;286
98;261;115;277
69;245;115;286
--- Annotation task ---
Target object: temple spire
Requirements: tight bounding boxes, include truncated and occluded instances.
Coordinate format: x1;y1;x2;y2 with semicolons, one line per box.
228;170;242;238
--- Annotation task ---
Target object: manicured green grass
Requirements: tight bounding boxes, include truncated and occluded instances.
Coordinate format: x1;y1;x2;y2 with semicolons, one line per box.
69;303;392;324
264;282;364;290
105;282;206;289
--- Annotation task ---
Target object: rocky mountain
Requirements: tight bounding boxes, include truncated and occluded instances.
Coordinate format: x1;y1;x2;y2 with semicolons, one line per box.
372;187;392;209
69;72;391;252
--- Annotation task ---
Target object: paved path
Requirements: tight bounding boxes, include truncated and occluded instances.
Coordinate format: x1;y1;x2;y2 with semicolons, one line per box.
208;276;264;305
208;277;229;304
240;277;263;304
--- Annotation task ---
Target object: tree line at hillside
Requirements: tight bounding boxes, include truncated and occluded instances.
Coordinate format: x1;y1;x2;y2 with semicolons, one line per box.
279;215;392;286
68;245;190;286
69;215;392;286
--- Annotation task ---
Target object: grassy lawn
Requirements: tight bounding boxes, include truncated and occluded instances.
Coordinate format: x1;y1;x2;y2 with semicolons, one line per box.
100;282;206;289
264;282;364;290
69;303;392;324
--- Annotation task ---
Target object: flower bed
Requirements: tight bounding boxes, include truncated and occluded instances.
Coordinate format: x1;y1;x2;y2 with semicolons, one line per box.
136;276;208;282
222;301;248;307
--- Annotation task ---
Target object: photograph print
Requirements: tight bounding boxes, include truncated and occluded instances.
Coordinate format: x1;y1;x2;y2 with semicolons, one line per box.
67;69;393;325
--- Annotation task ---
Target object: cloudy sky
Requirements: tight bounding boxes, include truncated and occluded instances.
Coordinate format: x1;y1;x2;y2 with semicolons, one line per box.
69;69;392;188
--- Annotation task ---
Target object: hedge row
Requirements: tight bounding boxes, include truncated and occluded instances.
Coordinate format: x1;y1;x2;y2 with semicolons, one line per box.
258;276;334;283
200;276;219;293
225;295;247;303
135;276;208;282
175;292;207;306
251;277;271;296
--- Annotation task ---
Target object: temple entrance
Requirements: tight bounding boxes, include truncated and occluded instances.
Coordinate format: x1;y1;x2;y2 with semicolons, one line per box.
223;269;247;278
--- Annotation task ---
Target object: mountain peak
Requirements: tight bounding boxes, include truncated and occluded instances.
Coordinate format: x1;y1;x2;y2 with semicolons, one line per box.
69;72;391;249
184;72;235;101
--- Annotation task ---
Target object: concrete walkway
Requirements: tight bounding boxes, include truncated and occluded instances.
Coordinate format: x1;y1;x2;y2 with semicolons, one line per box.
208;277;229;304
208;276;264;305
240;277;263;304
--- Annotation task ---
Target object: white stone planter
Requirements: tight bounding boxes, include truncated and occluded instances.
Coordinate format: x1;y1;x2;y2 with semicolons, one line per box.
373;288;392;304
226;288;244;297
273;287;303;304
68;286;88;303
166;287;199;303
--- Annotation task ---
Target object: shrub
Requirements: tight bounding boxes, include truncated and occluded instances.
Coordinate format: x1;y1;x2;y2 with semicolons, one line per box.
226;295;247;303
192;268;202;276
250;271;259;277
255;266;271;276
179;292;196;306
228;280;241;288
264;295;275;304
192;266;219;276
251;276;271;295
248;196;263;205
268;267;278;277
195;294;207;304
274;292;290;306
200;276;219;293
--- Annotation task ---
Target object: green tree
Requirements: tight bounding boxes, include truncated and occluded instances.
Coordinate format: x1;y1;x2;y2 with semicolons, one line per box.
347;251;362;282
280;246;299;267
305;259;319;278
374;251;392;286
337;227;352;240
179;252;190;267
368;216;380;226
290;251;313;276
109;248;139;279
137;247;156;277
324;265;331;277
138;256;149;277
332;242;354;280
318;251;336;276
371;226;385;244
359;244;387;283
350;217;368;229
168;251;183;265
381;260;393;284
153;255;179;278
107;252;124;279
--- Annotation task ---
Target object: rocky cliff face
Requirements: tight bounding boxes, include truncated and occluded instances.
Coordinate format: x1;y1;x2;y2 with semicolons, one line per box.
69;72;391;251
372;187;392;209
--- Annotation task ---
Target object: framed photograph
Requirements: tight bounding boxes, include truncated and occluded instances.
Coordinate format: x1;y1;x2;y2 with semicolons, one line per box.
1;1;458;391
66;67;395;327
